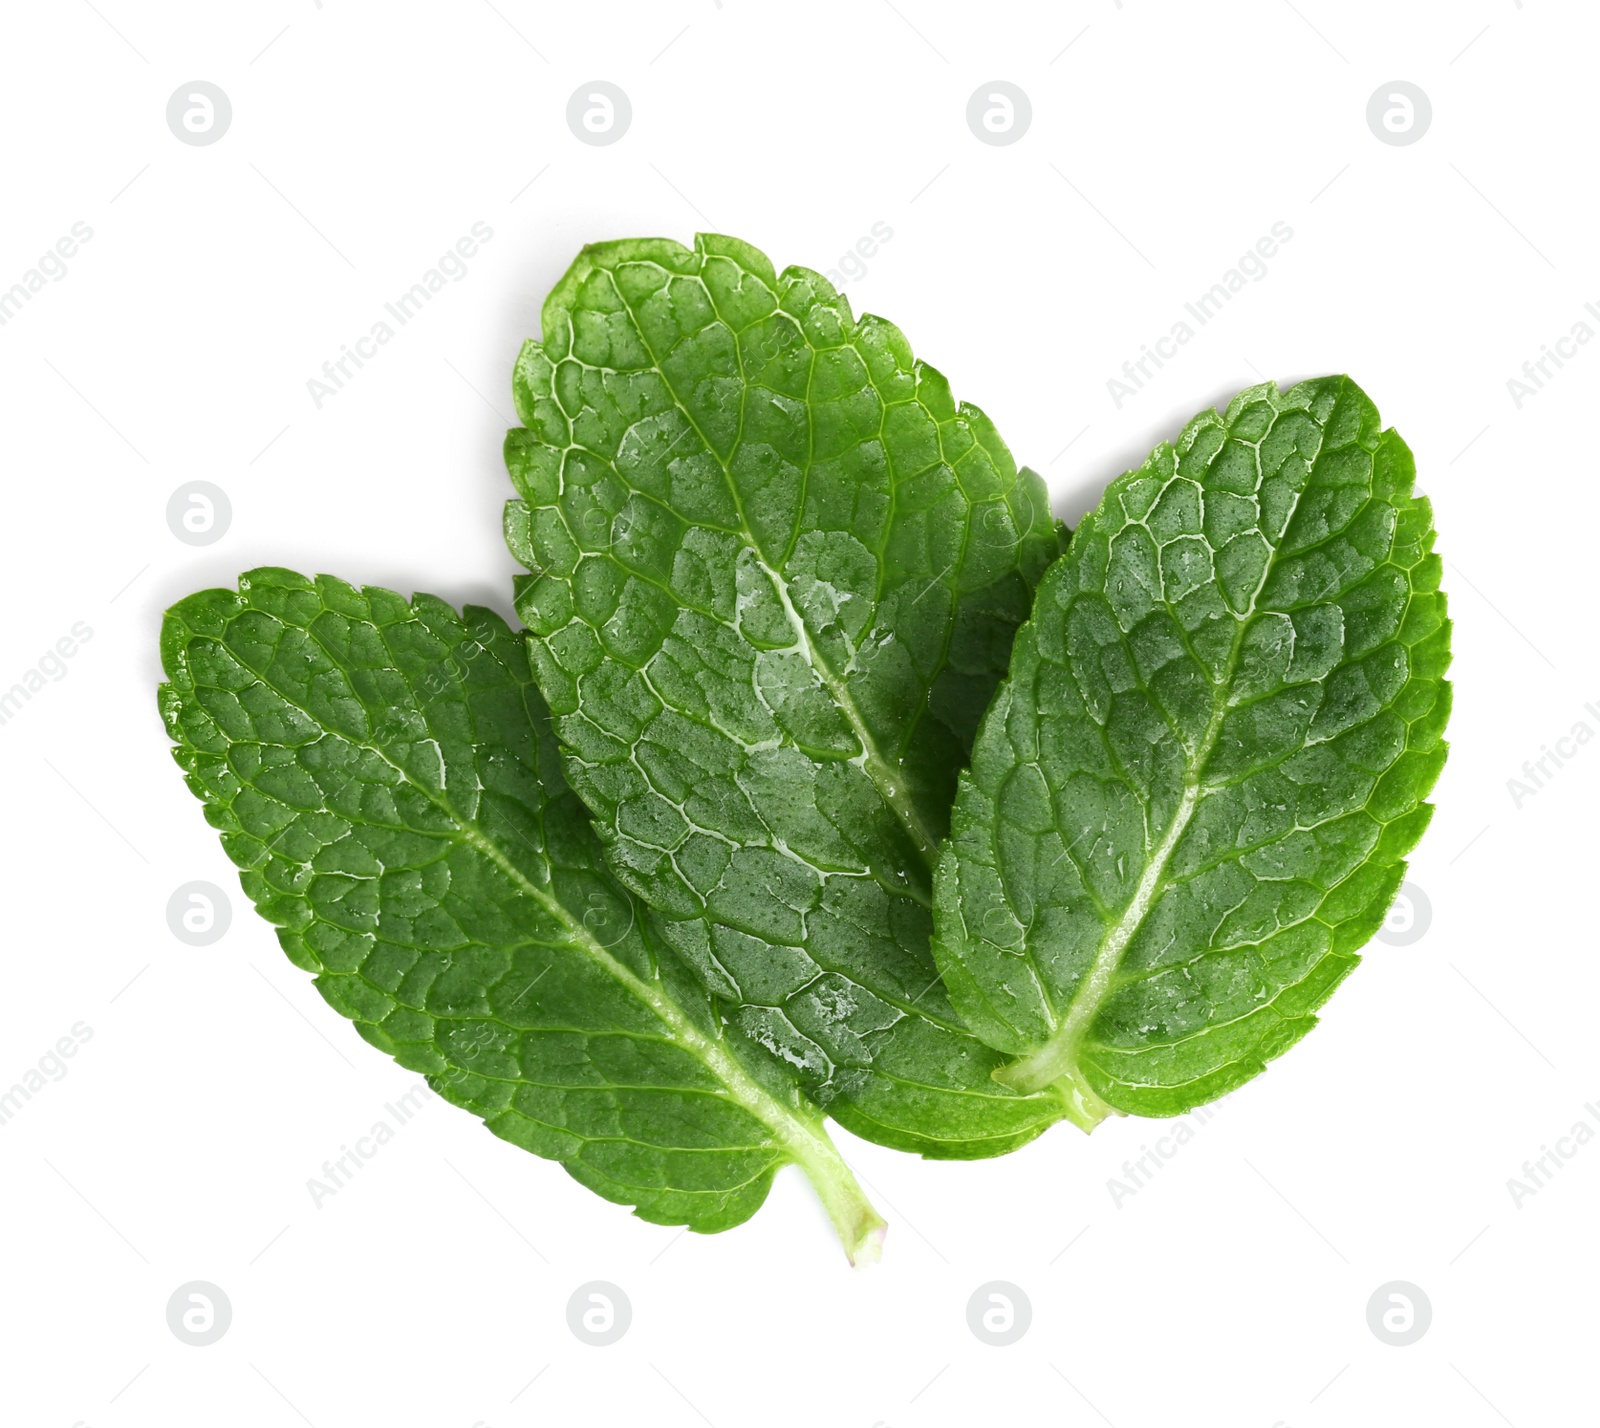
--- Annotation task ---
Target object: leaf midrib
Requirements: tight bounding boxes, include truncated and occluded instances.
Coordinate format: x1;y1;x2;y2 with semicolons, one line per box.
219;619;845;1175
999;411;1319;1095
605;260;941;875
1006;672;1236;1093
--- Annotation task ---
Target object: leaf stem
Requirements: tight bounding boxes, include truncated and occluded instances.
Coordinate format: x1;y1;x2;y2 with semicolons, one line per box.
995;1055;1115;1132
782;1119;887;1265
465;824;887;1262
375;752;886;1263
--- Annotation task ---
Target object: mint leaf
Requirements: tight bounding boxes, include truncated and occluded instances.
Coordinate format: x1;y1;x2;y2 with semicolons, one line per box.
158;569;886;1259
503;233;1068;1155
934;378;1451;1123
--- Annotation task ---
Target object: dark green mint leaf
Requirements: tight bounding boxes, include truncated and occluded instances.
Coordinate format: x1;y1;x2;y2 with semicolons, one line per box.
159;569;886;1258
934;378;1451;1123
503;233;1068;1155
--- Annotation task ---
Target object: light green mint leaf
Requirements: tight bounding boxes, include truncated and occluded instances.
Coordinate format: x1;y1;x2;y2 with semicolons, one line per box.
934;377;1451;1124
158;569;886;1260
503;233;1069;1155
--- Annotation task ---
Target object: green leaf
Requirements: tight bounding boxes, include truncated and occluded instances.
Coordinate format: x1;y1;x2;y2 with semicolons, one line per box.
158;569;886;1260
934;377;1452;1123
503;233;1068;1155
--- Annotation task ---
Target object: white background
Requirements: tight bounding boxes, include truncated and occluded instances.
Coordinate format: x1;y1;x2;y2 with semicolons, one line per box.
1;2;1593;1425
